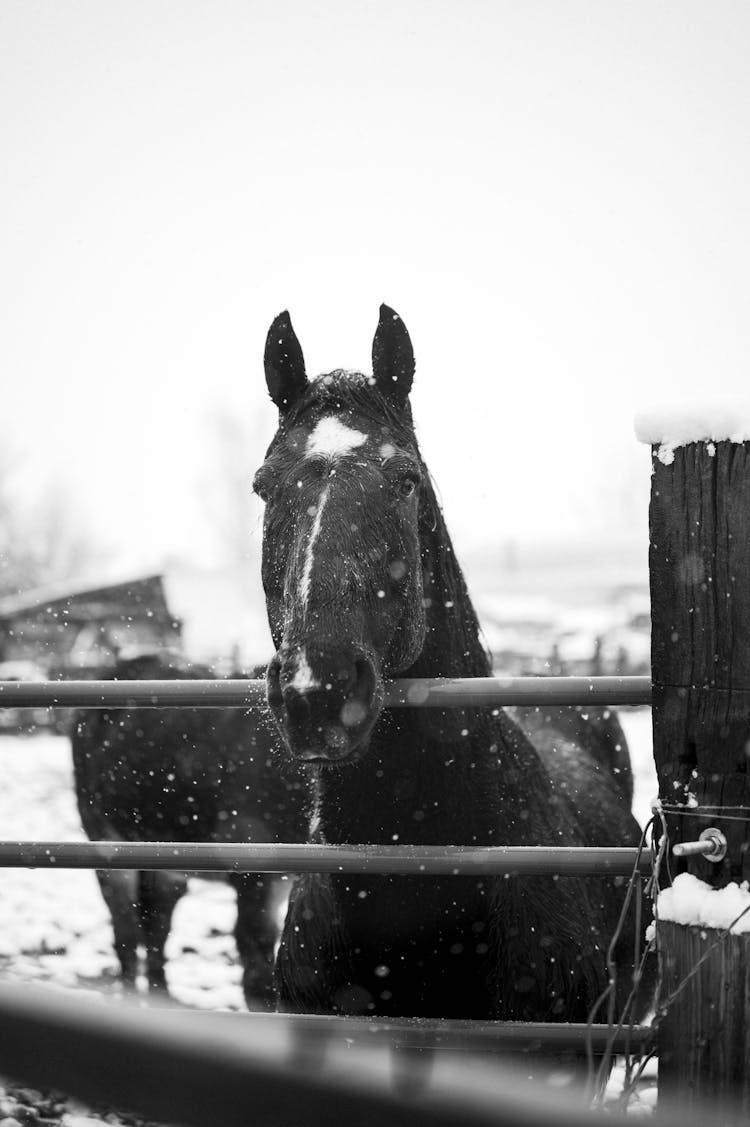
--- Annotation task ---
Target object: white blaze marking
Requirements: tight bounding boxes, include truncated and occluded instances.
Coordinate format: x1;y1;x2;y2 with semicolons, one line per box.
306;416;367;460
297;416;368;616
300;484;330;612
290;649;319;692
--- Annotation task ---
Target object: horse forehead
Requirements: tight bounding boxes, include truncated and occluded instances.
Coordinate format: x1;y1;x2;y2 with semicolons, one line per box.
305;415;370;459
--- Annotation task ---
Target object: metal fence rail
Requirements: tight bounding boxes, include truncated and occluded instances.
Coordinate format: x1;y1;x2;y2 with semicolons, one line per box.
0;840;653;875
177;1009;654;1055
0;674;653;709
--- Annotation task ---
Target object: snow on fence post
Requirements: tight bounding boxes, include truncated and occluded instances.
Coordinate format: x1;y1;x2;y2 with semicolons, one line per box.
642;415;750;1117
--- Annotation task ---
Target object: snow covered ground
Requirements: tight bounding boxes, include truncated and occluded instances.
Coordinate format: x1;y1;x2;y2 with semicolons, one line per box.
0;731;253;1010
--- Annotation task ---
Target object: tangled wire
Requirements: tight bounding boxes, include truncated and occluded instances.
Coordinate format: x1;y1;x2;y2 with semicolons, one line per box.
585;802;750;1111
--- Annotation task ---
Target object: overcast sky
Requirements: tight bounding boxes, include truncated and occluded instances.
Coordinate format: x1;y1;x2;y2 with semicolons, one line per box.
2;1;750;580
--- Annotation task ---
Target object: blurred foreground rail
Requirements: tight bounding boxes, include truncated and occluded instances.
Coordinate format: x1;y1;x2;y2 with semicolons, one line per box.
0;981;705;1127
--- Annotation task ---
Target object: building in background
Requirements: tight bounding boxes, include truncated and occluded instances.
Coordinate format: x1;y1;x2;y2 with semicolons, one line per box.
0;574;182;679
0;565;272;681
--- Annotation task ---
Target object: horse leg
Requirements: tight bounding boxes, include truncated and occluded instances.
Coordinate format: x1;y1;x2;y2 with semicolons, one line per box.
94;868;141;988
231;873;285;1011
138;869;188;993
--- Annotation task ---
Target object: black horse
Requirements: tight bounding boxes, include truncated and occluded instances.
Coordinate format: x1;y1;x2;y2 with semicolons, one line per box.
254;305;651;1022
71;652;307;1007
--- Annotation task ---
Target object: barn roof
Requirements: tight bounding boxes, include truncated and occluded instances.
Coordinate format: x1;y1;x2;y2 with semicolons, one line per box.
0;573;170;621
0;567;271;667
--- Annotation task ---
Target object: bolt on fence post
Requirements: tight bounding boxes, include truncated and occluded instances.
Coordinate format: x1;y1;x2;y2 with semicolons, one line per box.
649;437;750;1119
671;828;728;863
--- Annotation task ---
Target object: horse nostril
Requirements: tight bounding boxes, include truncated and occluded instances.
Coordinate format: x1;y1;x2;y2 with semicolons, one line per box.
340;699;368;728
333;665;357;695
284;688;311;728
340;659;376;729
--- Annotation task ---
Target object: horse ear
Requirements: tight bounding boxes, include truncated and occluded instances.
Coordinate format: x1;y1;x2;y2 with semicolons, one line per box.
264;311;308;412
372;304;415;407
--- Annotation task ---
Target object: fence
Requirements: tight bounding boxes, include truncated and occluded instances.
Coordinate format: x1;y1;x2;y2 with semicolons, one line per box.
0;671;659;1126
0;976;696;1127
10;425;750;1121
0;673;651;708
2;452;746;1119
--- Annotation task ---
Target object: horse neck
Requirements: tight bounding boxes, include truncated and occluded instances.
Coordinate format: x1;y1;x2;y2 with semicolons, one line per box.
407;488;492;680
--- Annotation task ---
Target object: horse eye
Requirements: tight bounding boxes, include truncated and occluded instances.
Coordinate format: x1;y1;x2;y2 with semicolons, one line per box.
398;475;419;499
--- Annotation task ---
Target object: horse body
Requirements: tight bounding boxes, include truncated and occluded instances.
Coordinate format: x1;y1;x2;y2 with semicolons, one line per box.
71;653;307;1006
275;608;638;1021
255;306;651;1024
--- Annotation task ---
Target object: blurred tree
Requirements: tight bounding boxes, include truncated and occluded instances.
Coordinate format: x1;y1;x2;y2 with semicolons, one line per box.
594;438;651;544
0;449;102;598
200;408;270;570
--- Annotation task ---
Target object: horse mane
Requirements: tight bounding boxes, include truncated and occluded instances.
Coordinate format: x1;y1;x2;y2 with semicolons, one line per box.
413;471;493;679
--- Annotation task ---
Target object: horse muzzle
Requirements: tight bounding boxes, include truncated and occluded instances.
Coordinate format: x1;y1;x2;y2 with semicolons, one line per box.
266;644;382;762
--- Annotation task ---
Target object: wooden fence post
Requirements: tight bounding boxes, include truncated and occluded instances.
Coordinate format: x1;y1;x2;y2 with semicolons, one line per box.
649;438;750;1115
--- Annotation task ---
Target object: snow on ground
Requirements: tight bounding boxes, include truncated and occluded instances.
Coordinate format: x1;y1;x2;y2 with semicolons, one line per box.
0;731;250;1009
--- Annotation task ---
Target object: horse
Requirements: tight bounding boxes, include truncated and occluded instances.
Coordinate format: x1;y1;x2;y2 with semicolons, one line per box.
253;304;652;1024
71;651;307;1008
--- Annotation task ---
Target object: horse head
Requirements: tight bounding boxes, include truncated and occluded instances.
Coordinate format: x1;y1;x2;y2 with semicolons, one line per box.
255;305;428;762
